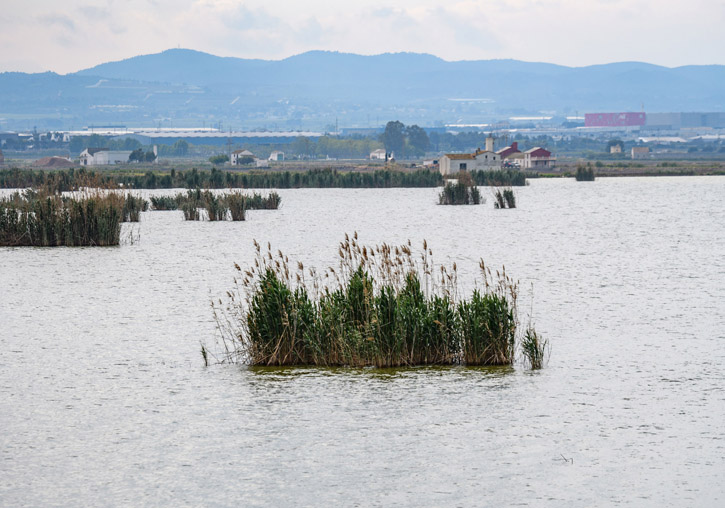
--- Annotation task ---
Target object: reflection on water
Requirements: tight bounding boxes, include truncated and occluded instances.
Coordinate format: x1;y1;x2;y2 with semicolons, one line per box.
1;176;724;507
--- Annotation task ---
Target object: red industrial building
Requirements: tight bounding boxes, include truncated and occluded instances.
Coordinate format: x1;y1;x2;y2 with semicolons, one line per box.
585;112;646;127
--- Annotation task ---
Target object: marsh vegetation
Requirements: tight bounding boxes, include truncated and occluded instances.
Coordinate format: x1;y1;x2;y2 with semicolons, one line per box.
212;234;545;368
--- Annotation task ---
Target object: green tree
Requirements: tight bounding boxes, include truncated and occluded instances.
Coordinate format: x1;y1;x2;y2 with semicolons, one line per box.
380;121;405;158
172;139;189;156
406;125;430;156
209;154;229;165
129;148;145;162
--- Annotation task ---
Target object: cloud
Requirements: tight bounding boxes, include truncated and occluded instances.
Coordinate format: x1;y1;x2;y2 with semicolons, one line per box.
35;13;75;31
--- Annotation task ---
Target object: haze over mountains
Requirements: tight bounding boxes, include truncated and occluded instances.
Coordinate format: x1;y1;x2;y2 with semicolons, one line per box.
1;49;724;131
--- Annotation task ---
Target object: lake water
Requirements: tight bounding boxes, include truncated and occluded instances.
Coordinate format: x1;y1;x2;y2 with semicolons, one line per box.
1;176;724;507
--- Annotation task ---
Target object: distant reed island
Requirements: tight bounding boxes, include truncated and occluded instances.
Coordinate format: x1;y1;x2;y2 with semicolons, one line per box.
0;184;282;246
0;167;530;191
210;234;547;369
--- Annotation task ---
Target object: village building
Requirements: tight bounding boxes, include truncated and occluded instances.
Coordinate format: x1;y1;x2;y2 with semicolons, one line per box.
440;148;500;175
79;148;132;166
370;148;387;160
610;144;623;154
268;151;284;162
230;149;255;166
496;141;521;160
521;147;556;169
631;146;650;159
439;136;501;175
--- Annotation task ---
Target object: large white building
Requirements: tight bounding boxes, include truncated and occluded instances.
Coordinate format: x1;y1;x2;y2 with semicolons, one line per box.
439;136;502;175
79;148;132;166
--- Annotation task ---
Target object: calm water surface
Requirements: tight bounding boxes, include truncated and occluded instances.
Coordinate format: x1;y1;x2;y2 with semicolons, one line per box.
1;177;724;506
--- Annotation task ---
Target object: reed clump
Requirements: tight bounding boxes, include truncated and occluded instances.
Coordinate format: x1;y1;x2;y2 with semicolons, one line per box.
122;194;149;222
0;189;122;246
212;234;544;369
169;188;280;221
150;195;178;210
575;164;596;181
493;187;516;209
521;326;548;369
439;172;482;205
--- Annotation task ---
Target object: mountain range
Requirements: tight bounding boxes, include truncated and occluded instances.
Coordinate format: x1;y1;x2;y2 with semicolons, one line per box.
1;49;724;131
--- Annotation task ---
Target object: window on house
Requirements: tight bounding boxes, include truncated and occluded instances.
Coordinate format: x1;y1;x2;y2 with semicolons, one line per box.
460;163;467;170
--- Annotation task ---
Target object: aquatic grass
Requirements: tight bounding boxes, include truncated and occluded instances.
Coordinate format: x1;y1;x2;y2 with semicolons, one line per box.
150;195;178;210
493;187;516;209
212;234;543;368
439;172;482;205
172;189;277;221
121;194;149;222
521;326;548;369
0;189;123;246
575;164;596;181
224;192;246;221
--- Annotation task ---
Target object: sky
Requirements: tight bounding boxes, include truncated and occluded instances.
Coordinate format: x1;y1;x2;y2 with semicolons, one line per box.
1;0;724;74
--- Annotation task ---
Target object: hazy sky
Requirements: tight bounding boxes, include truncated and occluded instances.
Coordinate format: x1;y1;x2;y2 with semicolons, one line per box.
2;0;724;73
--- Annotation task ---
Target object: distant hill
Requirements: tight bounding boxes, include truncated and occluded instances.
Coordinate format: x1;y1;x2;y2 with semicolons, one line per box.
2;49;724;130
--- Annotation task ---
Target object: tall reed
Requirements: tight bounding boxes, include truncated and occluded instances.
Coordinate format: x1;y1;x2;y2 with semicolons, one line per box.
439;172;482;205
0;189;122;246
211;234;543;368
575;164;596;181
122;194;149;222
493;187;516;209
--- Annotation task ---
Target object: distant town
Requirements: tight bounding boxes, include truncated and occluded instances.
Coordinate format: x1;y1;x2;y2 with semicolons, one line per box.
1;111;724;174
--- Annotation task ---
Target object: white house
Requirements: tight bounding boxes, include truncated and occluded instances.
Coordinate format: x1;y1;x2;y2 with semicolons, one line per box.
231;149;255;166
268;151;284;162
439;148;500;175
370;148;387;160
79;148;132;166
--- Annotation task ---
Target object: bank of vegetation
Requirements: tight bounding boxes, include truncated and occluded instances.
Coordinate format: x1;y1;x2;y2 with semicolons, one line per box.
0;190;123;246
439;172;482;205
575;164;596;181
1;167;535;192
210;234;547;369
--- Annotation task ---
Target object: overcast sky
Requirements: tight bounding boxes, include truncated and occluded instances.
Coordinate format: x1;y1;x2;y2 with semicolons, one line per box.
2;0;724;73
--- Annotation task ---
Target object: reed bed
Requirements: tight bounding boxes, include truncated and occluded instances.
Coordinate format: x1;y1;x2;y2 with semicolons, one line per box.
493;188;516;209
212;234;544;368
150;195;178;210
164;189;280;221
439;172;482;205
521;326;548;369
121;194;149;222
0;189;122;246
575;164;596;181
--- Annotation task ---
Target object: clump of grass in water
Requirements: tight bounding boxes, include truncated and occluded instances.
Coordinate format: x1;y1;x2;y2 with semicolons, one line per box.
493;187;516;209
223;191;246;221
575;164;596;181
210;234;545;368
150;195;178;210
439;171;482;205
521;326;548;369
0;189;122;246
172;188;277;221
121;194;148;222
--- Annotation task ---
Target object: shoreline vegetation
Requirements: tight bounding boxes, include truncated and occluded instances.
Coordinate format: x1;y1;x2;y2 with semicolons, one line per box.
0;168;531;192
210;234;547;369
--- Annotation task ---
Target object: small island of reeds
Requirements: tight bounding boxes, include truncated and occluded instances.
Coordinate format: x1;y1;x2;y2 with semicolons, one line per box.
575;164;596;181
439;172;482;205
211;233;547;369
0;189;124;246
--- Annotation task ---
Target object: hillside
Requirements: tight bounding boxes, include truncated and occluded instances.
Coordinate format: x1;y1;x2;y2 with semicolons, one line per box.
1;49;724;130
